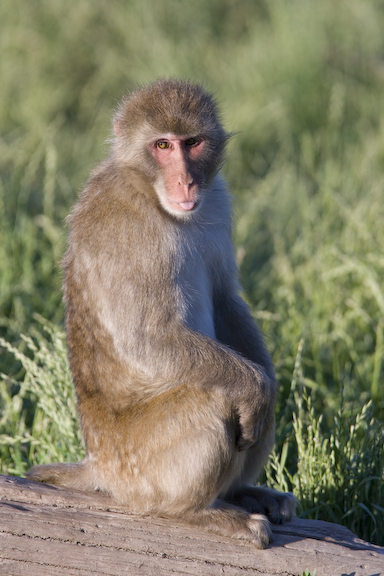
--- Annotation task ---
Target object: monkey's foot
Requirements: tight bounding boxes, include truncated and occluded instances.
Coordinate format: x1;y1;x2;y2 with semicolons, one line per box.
182;504;272;549
224;486;297;525
246;513;273;548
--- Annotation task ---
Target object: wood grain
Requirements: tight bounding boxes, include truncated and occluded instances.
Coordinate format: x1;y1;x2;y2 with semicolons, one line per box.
0;475;382;576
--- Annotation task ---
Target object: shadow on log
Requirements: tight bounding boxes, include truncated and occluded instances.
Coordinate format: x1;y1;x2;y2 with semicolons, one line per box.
0;474;382;576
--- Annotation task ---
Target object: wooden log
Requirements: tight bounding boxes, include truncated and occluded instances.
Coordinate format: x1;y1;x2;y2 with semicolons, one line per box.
0;474;382;576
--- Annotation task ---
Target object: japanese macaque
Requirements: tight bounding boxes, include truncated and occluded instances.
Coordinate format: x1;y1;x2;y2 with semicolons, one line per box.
27;79;296;548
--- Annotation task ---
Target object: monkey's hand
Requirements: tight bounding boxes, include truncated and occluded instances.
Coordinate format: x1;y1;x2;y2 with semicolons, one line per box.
233;369;276;452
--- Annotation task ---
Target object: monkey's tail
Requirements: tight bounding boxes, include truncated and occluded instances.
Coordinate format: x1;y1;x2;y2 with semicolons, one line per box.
26;460;95;492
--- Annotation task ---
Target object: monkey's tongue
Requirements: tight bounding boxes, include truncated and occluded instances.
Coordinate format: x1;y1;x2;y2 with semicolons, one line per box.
178;201;196;211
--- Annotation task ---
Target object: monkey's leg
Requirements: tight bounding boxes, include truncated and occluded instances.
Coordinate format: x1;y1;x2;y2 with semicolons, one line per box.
110;386;275;548
223;485;297;524
116;387;274;548
223;428;297;524
27;387;275;547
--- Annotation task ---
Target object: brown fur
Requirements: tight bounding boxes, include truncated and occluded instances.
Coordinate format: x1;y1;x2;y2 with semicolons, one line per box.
27;79;296;548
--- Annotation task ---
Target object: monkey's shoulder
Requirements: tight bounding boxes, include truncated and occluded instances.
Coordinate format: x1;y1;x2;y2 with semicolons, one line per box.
69;161;163;234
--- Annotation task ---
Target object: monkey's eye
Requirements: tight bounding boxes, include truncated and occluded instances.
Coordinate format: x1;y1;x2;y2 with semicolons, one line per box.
156;140;170;149
185;137;199;147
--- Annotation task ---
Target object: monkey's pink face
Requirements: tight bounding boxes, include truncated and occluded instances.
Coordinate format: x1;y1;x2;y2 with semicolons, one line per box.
150;134;205;218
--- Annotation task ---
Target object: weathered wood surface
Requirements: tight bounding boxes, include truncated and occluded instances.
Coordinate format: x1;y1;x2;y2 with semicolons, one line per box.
0;474;382;576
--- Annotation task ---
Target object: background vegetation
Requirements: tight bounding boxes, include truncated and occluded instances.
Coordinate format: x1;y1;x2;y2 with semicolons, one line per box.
1;0;383;545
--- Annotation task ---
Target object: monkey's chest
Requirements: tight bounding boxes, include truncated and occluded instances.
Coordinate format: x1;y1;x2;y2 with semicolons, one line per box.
175;253;216;340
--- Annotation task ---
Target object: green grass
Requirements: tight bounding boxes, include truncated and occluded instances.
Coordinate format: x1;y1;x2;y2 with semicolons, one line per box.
0;0;383;545
0;319;84;475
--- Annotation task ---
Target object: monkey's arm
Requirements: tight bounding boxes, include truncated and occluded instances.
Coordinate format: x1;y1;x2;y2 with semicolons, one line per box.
213;293;275;382
66;267;275;452
147;322;276;452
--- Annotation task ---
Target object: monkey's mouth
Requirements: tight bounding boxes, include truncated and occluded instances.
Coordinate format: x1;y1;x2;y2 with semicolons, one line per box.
177;200;199;211
169;199;200;212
